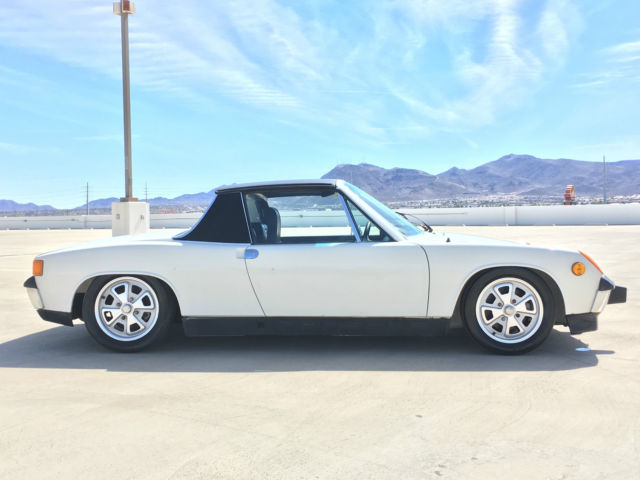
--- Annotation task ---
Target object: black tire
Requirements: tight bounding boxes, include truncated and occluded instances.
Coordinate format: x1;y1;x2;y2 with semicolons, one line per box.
82;275;176;352
462;268;556;354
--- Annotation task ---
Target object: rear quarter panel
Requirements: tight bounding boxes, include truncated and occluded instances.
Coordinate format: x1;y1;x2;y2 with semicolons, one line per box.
35;240;263;317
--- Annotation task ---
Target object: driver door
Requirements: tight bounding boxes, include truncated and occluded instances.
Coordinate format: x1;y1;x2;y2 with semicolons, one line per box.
242;189;429;317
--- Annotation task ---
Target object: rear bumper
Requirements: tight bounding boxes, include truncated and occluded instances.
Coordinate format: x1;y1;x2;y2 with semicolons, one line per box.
24;276;74;327
24;276;43;309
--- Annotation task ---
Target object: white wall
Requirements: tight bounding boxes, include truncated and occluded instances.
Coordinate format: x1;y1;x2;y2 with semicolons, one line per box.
399;203;640;226
149;213;199;229
0;213;199;230
2;203;640;230
0;215;113;230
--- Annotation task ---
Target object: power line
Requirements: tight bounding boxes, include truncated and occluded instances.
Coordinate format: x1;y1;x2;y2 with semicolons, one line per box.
603;155;607;205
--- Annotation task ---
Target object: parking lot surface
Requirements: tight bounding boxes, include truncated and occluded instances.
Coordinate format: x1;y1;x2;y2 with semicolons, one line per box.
1;226;638;479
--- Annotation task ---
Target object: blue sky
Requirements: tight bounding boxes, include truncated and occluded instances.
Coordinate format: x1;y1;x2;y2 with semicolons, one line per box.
1;0;639;208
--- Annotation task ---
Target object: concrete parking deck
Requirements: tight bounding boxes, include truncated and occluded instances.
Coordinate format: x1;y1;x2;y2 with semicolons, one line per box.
1;227;638;479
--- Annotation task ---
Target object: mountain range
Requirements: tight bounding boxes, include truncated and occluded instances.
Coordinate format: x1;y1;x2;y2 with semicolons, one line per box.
78;191;217;210
321;154;640;201
0;199;55;213
2;154;639;212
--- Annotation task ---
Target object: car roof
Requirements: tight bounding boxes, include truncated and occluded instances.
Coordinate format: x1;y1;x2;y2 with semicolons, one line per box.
215;179;339;194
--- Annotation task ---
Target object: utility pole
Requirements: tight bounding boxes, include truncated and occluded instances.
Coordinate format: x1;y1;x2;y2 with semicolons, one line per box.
603;155;607;204
86;182;89;216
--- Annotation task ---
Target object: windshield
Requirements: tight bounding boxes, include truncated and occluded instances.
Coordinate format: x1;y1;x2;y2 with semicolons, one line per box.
342;183;421;237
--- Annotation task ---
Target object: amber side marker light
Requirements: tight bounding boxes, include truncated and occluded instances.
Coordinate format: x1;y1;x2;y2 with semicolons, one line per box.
33;260;44;277
579;251;603;274
572;262;586;276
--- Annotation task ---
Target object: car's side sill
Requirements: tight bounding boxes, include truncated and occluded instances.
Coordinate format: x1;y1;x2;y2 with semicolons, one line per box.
182;316;449;337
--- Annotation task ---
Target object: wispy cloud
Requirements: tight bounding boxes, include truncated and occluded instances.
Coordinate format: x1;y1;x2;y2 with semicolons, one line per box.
0;65;50;88
0;0;584;139
603;40;640;62
566;135;640;160
0;140;59;155
0;1;308;110
382;0;580;128
537;0;582;64
573;37;640;90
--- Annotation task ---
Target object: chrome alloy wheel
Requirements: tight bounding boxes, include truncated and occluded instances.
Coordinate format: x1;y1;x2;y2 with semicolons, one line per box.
94;277;159;341
475;277;544;344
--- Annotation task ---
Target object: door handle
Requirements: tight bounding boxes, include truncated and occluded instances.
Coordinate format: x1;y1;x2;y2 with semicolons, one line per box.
244;248;259;259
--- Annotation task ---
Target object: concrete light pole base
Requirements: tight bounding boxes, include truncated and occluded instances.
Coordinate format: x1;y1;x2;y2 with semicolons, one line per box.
112;201;150;236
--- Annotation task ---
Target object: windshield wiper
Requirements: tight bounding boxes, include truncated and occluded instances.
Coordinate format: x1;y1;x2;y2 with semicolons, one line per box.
395;211;433;233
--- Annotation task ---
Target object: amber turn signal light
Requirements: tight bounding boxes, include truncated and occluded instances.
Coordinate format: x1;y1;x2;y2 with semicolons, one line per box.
33;260;44;277
571;262;586;276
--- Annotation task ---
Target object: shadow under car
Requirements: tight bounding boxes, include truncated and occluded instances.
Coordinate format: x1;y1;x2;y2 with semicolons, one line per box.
0;323;611;373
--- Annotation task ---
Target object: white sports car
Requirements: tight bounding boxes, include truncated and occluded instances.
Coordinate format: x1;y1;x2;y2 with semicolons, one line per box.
24;180;626;353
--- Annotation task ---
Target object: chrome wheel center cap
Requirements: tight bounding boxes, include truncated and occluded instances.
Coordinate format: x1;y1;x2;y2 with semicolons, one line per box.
504;305;516;316
121;304;133;314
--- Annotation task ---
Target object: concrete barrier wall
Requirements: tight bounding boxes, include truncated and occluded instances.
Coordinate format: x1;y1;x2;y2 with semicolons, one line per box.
149;213;199;229
0;215;113;230
401;203;640;226
0;213;199;230
2;203;640;230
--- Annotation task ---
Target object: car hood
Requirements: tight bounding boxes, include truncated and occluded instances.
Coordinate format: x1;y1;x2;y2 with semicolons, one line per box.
409;231;523;247
39;230;185;257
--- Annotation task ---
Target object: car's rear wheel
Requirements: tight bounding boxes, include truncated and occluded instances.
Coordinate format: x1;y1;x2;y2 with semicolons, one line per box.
462;268;556;354
83;275;175;352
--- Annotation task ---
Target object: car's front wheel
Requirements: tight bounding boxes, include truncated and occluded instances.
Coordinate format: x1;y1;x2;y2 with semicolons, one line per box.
83;275;175;352
462;268;556;354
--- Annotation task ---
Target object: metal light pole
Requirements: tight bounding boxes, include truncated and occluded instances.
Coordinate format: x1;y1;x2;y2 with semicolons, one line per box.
113;1;136;201
111;1;149;236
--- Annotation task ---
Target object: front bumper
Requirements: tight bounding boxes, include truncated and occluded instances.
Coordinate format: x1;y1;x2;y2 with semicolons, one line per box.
24;276;74;327
592;276;627;313
568;276;627;334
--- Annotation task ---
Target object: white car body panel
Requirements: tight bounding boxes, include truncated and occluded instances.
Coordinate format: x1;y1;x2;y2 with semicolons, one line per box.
29;180;612;331
34;228;601;321
36;234;263;317
245;241;429;317
408;233;601;317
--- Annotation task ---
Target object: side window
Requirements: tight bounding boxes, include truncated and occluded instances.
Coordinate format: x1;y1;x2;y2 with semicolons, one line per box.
182;193;250;243
346;198;392;242
244;191;357;244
